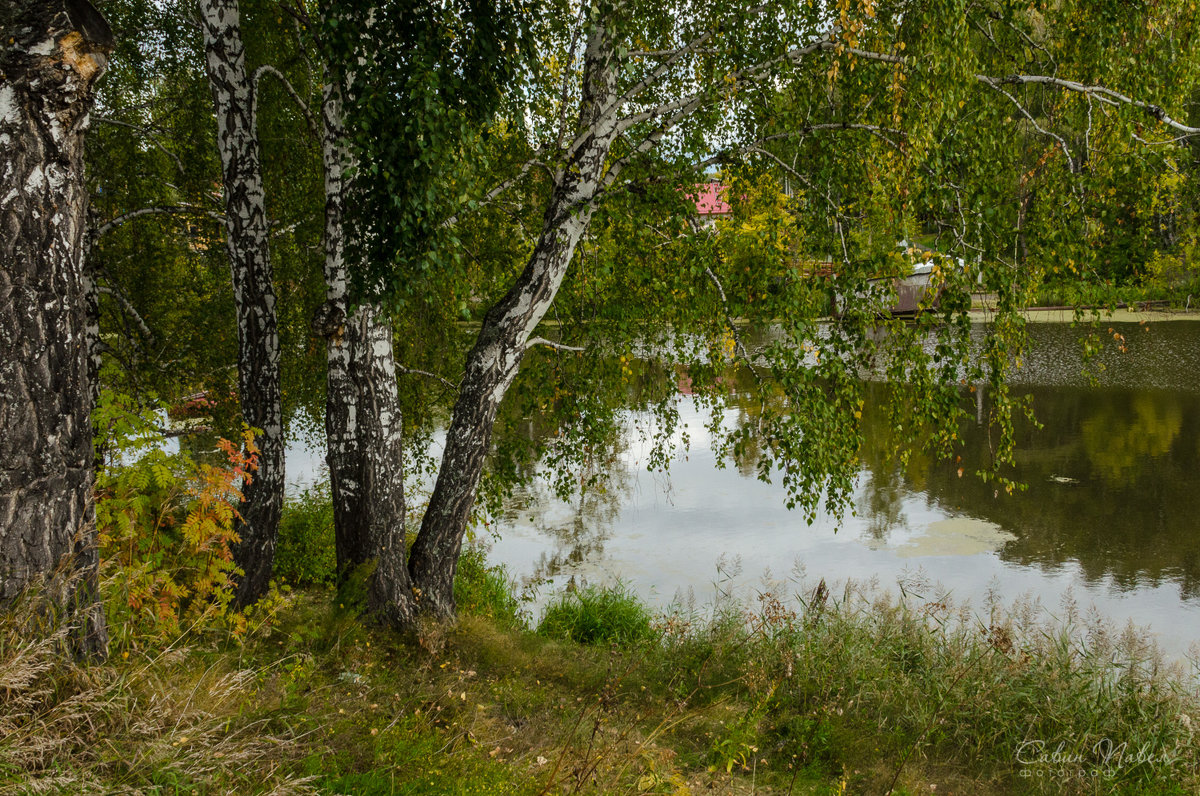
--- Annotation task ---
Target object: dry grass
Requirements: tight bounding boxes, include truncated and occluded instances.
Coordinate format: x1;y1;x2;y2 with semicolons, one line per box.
0;587;314;795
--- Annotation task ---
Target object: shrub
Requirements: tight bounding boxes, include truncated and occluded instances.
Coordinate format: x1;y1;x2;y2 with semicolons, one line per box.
276;481;337;586
537;583;654;645
94;392;255;645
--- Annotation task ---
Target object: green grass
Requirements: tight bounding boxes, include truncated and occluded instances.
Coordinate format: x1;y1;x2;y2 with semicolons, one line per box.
537;582;654;645
454;545;525;631
275;480;338;586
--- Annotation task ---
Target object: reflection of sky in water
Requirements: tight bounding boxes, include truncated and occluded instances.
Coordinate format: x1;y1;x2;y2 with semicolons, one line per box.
285;320;1200;660
484;400;1200;659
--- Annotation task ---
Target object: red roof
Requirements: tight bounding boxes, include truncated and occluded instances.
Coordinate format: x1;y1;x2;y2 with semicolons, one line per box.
691;182;731;216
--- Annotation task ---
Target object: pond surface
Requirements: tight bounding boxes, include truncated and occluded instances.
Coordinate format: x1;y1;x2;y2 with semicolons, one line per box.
478;320;1200;658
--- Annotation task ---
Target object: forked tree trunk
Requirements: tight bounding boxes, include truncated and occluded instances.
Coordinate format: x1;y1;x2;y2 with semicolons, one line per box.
349;304;412;623
198;0;284;606
0;0;113;656
317;79;413;623
407;22;618;619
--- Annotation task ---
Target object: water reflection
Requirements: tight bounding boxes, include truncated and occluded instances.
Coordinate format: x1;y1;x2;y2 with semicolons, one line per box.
512;459;631;583
488;320;1200;656
917;385;1200;599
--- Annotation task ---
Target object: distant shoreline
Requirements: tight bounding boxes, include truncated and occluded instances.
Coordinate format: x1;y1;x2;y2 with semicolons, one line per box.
969;306;1200;323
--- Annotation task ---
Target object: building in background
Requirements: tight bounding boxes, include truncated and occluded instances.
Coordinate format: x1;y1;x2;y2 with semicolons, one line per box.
690;181;731;229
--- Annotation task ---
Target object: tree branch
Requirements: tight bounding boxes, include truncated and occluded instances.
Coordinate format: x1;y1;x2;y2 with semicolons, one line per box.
93;204;226;239
615;30;869;132
601;94;708;190
97;285;154;341
269;219;302;239
599;15;736;120
756;122;907;154
554;3;589;152
977;73;1200;135
592;121;901;209
94;115;185;173
251;64;319;138
525;337;585;353
746;146;837;209
701;262;763;382
978;76;1078;172
443;153;545;228
397;365;458;390
629;48;718;57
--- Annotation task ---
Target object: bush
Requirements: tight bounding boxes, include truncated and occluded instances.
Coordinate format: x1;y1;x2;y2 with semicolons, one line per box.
276;481;337;586
454;546;525;629
537;583;654;645
94;392;255;645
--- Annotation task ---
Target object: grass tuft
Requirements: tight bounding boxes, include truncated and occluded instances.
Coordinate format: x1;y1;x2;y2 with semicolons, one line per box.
454;545;526;630
0;588;317;794
537;582;655;646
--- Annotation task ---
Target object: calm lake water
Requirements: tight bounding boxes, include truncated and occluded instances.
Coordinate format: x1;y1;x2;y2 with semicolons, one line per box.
287;319;1200;657
482;319;1200;658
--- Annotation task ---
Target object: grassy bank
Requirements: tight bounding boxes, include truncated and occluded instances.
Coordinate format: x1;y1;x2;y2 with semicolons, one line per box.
3;550;1198;795
1029;279;1200;313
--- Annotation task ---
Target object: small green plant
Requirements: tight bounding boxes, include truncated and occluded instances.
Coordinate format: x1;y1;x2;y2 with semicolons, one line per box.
276;480;337;586
454;545;525;629
537;583;654;645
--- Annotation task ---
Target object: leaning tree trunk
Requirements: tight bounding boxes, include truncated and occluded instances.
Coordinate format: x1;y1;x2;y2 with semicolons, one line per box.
317;79;414;624
407;23;618;619
0;0;113;657
199;0;284;606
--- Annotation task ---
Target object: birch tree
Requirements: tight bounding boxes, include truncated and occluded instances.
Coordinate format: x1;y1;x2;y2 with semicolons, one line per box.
197;0;285;605
0;0;114;656
315;74;411;622
395;0;1200;620
317;0;536;620
87;1;439;613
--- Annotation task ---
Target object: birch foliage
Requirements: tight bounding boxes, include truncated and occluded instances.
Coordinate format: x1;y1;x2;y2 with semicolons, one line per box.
433;0;1200;526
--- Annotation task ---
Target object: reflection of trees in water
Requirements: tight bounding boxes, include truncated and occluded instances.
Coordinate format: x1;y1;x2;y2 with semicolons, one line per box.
858;468;907;541
502;429;635;584
495;324;1200;602
1080;393;1183;484
914;387;1200;599
766;374;1200;599
852;383;940;542
725;402;765;479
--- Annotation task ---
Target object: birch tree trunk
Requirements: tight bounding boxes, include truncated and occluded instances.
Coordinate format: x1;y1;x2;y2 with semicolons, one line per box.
317;80;413;623
408;22;618;619
0;0;113;656
198;0;284;605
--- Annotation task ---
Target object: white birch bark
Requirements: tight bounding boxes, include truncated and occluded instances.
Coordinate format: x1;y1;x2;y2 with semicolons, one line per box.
197;0;284;605
408;18;620;617
317;76;413;624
